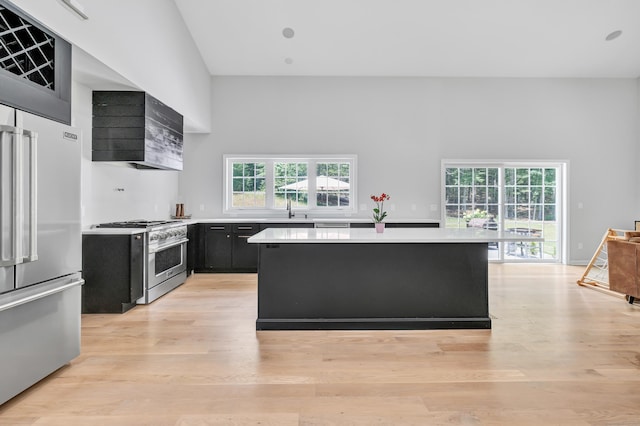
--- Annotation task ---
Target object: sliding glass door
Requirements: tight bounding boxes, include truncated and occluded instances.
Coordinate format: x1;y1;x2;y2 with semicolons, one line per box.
443;162;564;262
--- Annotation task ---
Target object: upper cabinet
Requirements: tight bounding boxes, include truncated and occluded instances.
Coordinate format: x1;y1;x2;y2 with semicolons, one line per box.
92;91;184;171
0;0;71;124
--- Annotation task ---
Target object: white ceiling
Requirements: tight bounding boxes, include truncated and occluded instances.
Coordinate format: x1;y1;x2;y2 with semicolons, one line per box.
174;0;640;78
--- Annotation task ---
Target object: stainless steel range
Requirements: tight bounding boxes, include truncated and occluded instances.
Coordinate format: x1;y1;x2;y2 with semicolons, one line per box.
94;220;188;304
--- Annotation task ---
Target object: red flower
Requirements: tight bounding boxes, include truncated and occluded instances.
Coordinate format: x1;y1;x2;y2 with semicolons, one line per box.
370;192;390;223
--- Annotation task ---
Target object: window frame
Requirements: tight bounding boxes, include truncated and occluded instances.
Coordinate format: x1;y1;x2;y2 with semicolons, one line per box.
441;159;567;264
223;154;357;215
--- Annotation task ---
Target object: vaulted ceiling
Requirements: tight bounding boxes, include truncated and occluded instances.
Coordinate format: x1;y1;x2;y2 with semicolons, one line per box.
174;0;640;78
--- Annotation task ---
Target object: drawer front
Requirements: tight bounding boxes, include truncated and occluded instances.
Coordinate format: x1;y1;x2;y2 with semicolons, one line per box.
233;223;260;234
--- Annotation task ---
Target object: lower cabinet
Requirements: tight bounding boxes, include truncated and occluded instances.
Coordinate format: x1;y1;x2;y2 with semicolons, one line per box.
194;221;438;273
186;224;197;276
82;233;144;313
197;223;261;272
232;224;260;270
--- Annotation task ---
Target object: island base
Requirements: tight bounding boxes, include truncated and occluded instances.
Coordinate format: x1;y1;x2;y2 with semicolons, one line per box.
256;242;491;330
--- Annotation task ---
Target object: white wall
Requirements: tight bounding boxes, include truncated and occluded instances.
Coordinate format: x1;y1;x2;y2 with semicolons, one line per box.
74;82;180;227
10;0;210;133
180;76;639;264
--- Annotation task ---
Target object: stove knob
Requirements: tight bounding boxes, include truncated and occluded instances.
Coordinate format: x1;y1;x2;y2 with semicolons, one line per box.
150;234;158;241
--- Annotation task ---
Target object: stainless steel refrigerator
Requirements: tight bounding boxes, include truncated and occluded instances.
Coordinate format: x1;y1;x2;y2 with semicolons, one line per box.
0;105;83;405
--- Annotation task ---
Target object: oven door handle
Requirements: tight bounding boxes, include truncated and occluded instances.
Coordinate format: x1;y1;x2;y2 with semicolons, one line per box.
149;238;188;253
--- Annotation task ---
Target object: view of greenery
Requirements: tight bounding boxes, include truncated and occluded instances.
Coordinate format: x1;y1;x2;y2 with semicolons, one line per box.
445;165;560;261
231;160;350;209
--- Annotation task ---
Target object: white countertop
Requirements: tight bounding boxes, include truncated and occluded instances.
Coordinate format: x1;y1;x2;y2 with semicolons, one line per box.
82;228;147;236
248;227;543;244
198;217;439;224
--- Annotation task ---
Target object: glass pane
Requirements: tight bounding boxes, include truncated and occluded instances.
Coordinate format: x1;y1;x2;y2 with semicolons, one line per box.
544;205;556;221
488;187;498;203
544;187;556;203
474;168;487;185
505;186;515;203
544;168;556;185
505;204;515;220
460;168;472;185
487;168;498;185
232;178;243;192
233;163;243;177
445;168;458;185
517;207;529;220
460;186;473;204
446;187;459;204
530;186;542;203
487;205;500;220
243;163;255;176
474;187;487;203
516;188;529;204
504;168;515;185
531;204;543;220
244;178;255;191
516;168;529;185
530;168;543;185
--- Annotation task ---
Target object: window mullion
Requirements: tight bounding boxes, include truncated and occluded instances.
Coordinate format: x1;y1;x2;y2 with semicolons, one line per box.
265;159;275;209
308;161;317;209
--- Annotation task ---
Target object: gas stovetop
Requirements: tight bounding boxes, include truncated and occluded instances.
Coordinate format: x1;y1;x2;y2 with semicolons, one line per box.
94;220;179;229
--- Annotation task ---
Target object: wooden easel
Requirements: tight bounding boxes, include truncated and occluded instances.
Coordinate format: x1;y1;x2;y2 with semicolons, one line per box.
577;229;630;298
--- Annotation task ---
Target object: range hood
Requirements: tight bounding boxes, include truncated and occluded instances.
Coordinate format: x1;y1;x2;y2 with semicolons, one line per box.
92;91;183;170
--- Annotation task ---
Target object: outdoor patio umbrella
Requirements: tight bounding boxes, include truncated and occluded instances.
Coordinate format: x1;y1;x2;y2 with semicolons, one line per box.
278;176;350;191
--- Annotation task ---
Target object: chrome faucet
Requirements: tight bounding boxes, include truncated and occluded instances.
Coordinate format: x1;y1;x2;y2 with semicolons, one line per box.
287;198;295;219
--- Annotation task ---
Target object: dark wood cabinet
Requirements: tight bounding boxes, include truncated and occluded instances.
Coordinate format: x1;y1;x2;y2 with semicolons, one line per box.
186;224;197;276
201;224;232;271
232;224;260;271
92;91;183;170
194;221;438;273
82;233;144;313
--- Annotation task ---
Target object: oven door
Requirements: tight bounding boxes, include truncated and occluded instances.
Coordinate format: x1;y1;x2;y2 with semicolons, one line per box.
148;239;187;290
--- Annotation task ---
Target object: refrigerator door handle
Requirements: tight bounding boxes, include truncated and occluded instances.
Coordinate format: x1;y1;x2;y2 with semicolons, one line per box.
0;126;21;267
23;129;38;262
13;126;23;265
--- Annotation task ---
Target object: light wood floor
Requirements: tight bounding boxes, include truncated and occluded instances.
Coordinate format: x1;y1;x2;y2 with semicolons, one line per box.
2;264;640;425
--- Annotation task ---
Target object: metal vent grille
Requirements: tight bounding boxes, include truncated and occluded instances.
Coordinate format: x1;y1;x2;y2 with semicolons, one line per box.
0;5;55;90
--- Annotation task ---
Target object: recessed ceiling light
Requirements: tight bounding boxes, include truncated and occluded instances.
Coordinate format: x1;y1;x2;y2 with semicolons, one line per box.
284;57;293;65
605;30;622;41
282;27;295;39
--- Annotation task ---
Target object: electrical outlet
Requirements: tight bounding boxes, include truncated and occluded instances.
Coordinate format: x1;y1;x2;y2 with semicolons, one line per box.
578;243;583;250
200;204;205;211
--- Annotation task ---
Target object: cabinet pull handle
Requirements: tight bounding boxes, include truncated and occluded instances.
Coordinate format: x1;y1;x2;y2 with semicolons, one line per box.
237;226;254;230
210;226;225;230
237;235;251;239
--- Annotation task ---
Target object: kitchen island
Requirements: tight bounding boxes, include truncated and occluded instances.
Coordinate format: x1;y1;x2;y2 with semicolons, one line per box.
248;227;540;330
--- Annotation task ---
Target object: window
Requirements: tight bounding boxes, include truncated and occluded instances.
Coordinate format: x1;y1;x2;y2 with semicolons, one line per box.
232;162;265;208
224;155;357;214
443;161;565;263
